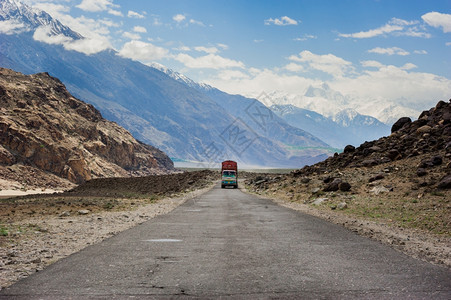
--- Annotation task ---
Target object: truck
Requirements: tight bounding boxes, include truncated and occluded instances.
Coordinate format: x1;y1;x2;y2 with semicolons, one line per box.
221;160;238;189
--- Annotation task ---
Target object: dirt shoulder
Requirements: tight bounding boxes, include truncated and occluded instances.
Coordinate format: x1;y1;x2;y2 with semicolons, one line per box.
0;170;218;290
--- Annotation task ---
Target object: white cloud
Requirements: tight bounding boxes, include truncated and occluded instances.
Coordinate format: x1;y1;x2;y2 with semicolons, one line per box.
288;50;353;77
33;25;72;45
284;63;304;72
401;63;417;70
205;68;319;96
397;27;431;38
422;12;451;33
173;45;191;51
108;9;122;17
122;31;141;40
174;53;245;69
64;36;111;55
293;34;317;41
216;70;250;81
118;40;169;62
446;42;451;46
414;50;428;54
199;50;450;120
133;26;147;33
33;25;111;55
189;19;205;26
76;0;120;15
390;18;418;26
340;23;403;38
0;20;28;35
31;3;70;16
361;60;385;69
127;10;145;19
194;46;219;54
253;39;264;43
217;43;229;50
173;14;186;23
264;16;298;26
333;65;451;110
368;47;409;56
339;17;429;39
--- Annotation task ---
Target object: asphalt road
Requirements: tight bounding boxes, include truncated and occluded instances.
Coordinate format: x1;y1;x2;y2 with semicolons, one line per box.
1;184;450;299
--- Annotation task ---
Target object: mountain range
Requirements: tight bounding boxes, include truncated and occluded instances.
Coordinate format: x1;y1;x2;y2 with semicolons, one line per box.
269;105;389;149
153;64;391;149
256;84;420;125
0;0;401;168
0;0;336;168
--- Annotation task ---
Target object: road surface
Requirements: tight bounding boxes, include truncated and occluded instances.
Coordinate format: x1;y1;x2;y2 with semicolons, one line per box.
1;184;450;299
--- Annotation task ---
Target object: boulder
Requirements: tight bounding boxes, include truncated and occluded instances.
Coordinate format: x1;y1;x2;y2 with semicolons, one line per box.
370;186;391;195
312;198;328;205
337;202;348;210
362;159;378;167
416;125;432;134
324;178;342;192
437;174;451;189
343;145;355;153
391;117;411;133
387;149;400;160
431;155;443;166
300;177;311;184
416;168;427;177
339;182;351;191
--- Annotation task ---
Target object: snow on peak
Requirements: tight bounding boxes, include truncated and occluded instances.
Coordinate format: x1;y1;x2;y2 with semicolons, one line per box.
0;0;82;39
150;62;213;91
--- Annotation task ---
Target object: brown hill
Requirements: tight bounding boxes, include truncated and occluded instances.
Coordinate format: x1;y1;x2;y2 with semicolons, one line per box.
0;68;174;184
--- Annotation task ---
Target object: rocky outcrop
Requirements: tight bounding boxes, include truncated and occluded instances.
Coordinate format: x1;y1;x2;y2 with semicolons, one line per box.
293;100;451;188
0;68;174;183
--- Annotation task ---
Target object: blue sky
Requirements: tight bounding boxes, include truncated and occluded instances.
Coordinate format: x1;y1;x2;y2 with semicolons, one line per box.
20;0;451;113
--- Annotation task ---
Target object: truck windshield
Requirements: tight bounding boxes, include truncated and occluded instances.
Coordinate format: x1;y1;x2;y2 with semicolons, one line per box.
223;171;236;177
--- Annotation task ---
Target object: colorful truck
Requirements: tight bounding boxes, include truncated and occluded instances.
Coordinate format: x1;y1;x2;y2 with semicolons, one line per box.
221;160;238;188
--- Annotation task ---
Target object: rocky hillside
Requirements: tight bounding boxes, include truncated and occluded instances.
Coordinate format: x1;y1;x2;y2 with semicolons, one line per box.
245;100;450;236
292;100;451;181
0;68;174;184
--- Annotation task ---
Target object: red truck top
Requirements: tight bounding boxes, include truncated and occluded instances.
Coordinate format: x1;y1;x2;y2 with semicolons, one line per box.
221;160;237;172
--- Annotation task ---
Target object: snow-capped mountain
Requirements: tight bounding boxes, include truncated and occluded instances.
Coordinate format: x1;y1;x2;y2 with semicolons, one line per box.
257;84;352;118
271;105;390;148
0;0;81;39
0;0;332;168
256;83;421;125
150;62;390;149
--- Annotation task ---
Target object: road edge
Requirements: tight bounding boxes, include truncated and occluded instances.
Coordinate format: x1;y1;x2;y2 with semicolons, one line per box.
240;185;451;268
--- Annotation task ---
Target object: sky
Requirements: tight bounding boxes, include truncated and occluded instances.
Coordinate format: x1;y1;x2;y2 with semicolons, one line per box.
18;0;451;111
